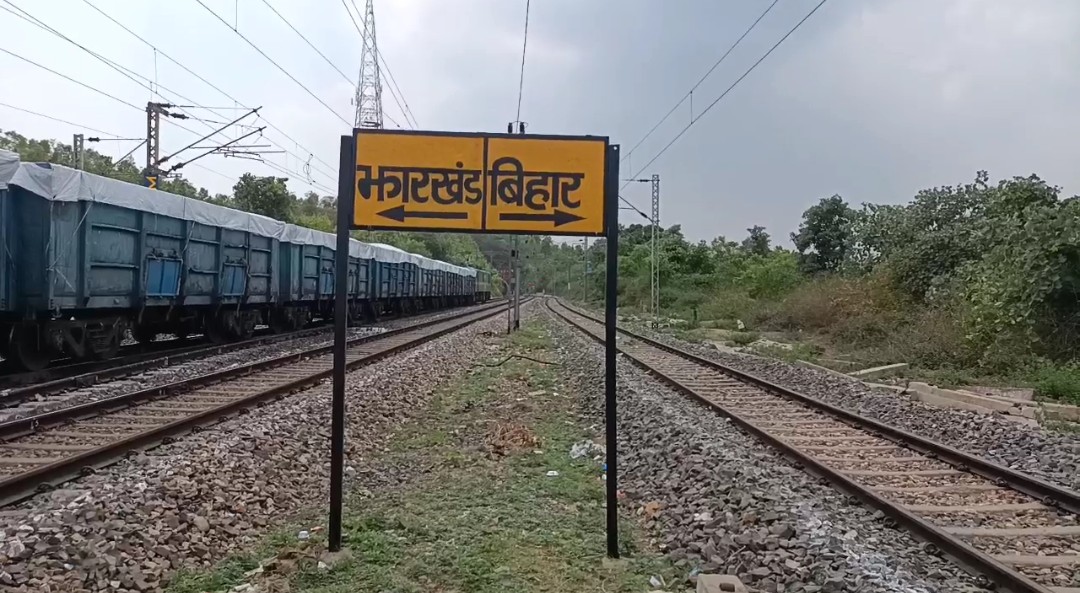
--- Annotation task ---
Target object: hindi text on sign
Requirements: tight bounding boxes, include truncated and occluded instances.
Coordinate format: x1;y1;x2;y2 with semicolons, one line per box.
356;163;485;206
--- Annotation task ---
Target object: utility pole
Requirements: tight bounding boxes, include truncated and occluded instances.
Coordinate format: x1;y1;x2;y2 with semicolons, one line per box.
145;102;164;188
72;134;85;170
583;237;589;302
628;175;661;318
504;120;527;330
650;173;660;319
512;236;521;330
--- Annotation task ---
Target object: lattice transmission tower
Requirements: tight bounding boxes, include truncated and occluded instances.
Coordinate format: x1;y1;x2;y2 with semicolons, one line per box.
353;0;383;129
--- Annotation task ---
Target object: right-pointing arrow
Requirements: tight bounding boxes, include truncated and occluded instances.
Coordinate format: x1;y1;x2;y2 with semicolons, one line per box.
498;209;585;227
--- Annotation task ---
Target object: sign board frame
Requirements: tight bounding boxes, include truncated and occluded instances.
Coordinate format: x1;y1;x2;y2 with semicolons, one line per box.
330;130;622;559
350;128;609;237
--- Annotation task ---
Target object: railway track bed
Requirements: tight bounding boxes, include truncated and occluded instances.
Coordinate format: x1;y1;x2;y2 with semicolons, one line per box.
0;304;499;422
0;300;511;507
548;298;1080;593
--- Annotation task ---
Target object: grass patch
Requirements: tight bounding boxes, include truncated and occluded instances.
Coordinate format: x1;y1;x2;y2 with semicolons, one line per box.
173;321;678;593
168;556;260;593
728;331;758;346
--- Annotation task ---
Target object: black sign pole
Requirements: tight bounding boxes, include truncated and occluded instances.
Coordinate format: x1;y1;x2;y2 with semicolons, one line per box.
604;144;620;558
329;134;355;552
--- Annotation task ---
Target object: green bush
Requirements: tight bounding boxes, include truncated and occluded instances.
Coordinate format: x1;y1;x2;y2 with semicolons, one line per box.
1034;365;1080;405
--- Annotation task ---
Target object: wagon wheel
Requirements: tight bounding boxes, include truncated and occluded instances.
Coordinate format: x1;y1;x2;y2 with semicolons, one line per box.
87;325;121;361
204;316;229;344
7;325;55;371
235;313;256;340
269;310;290;334
132;325;157;344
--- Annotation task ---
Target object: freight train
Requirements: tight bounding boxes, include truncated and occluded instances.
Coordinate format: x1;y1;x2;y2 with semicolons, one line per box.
0;150;492;370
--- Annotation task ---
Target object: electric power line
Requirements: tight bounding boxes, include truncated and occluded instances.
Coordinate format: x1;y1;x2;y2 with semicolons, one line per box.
0;46;142;111
1;0;294;176
258;0;353;86
515;0;531;123
621;0;829;190
1;0;248;148
0;101;125;137
194;0;352;127
341;0;417;128
80;0;339;181
621;0;780;164
113;139;147;167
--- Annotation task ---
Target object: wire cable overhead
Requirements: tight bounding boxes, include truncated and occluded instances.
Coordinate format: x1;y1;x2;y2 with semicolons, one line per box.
515;0;531;124
80;0;339;182
621;0;781;165
194;0;352;127
621;0;829;190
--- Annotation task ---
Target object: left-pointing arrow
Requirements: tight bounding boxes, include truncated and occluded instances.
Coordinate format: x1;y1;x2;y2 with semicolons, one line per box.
377;205;469;222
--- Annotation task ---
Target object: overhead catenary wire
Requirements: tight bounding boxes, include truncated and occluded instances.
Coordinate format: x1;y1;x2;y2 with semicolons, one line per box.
341;0;417;128
257;0;353;87
112;139;147;168
193;0;353;127
0;46;142;111
621;0;780;164
0;101;125;137
0;1;245;148
0;101;232;180
515;0;531;123
79;0;338;182
621;0;829;190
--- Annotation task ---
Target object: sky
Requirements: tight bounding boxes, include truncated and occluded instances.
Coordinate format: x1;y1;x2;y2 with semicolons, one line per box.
2;0;1078;246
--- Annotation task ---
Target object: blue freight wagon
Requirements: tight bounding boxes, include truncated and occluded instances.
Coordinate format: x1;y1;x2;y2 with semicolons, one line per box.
0;151;485;370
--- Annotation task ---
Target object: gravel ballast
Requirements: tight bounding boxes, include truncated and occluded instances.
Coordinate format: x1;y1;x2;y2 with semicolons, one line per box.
546;308;992;593
619;313;1080;494
0;309;509;592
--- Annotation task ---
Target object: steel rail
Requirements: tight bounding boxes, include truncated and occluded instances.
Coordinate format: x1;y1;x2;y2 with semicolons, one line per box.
0;303;491;404
0;299;516;507
547;297;1067;593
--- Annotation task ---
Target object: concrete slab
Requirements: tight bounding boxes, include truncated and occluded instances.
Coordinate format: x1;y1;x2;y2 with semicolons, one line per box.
795;359;856;381
697;574;749;593
908;382;1020;414
906;385;1040;426
849;362;909;380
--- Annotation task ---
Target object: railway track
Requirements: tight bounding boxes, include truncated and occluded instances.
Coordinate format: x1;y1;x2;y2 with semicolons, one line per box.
0;304;487;408
547;298;1080;593
0;299;514;507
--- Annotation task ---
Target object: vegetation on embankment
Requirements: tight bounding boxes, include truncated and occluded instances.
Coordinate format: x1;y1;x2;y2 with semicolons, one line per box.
169;322;680;593
529;173;1080;403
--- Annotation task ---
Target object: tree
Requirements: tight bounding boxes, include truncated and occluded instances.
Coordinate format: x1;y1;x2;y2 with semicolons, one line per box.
852;171;992;300
232;174;295;221
791;195;857;274
741;225;771;256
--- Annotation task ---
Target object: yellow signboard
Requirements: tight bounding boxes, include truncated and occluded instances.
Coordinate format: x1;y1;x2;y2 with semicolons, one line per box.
352;130;609;235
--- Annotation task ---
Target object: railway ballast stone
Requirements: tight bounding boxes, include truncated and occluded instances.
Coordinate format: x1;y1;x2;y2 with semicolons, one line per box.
625;316;1080;493
547;309;992;593
0;307;515;592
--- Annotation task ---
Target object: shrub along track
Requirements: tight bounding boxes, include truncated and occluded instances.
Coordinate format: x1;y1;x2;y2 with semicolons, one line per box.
547;297;1080;593
0;299;516;508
